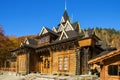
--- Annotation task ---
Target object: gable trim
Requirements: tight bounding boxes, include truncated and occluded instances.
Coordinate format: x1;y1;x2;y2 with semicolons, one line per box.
58;24;64;32
59;30;68;40
64;20;74;31
24;37;29;45
60;16;65;23
78;22;81;33
20;42;23;47
39;27;48;36
52;27;57;33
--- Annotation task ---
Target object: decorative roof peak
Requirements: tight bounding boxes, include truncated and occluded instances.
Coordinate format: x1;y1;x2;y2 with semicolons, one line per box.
60;10;70;23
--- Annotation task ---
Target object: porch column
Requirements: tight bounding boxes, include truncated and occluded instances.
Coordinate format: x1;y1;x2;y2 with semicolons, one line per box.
26;52;30;74
84;47;89;74
76;48;81;75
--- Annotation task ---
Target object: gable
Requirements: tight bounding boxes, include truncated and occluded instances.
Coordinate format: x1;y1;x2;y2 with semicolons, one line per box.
20;42;23;47
42;28;48;34
64;21;74;31
61;33;67;40
58;24;64;32
60;16;65;23
24;38;29;45
39;27;48;36
59;30;68;40
26;40;29;44
65;23;73;31
52;27;57;33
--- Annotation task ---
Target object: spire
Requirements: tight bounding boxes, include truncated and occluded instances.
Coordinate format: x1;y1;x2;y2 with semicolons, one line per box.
60;1;70;23
65;0;67;10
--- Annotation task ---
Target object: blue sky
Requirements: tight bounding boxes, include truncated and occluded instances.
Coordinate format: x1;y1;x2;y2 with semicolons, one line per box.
0;0;120;37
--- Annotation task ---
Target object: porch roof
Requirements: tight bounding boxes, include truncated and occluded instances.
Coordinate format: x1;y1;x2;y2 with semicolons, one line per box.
88;48;120;64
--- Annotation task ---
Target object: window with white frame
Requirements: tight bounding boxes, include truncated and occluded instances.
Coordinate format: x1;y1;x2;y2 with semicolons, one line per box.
64;57;69;70
58;56;69;71
58;57;63;70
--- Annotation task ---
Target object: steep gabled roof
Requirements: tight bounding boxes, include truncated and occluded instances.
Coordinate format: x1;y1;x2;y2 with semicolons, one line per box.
66;30;80;38
61;10;70;23
72;22;81;32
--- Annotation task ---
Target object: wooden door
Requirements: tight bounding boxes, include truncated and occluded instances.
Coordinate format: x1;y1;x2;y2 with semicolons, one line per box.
43;57;50;74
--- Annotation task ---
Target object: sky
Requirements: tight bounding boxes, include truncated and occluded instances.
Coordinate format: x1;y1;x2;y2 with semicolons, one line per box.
0;0;120;37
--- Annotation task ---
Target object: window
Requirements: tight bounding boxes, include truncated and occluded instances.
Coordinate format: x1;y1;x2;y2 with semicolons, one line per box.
64;57;69;70
108;65;120;76
44;59;50;68
58;58;63;70
58;56;69;71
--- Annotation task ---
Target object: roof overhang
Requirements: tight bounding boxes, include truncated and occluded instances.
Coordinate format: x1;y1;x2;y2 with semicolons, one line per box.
88;49;120;64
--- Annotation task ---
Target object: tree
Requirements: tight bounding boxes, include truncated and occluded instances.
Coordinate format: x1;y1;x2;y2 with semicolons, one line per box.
0;24;4;36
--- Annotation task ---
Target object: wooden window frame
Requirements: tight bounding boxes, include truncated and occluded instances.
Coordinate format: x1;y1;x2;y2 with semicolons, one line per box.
58;55;69;72
44;58;50;69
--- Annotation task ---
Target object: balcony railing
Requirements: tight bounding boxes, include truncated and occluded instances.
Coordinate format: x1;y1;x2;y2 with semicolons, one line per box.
0;68;16;72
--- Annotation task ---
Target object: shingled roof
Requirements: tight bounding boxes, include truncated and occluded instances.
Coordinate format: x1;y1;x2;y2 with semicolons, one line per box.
66;30;80;38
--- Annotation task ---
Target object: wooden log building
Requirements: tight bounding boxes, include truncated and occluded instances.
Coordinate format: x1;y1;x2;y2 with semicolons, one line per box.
9;10;113;75
88;48;120;80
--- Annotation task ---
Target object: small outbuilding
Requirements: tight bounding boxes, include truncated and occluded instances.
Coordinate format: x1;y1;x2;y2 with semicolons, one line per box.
88;48;120;80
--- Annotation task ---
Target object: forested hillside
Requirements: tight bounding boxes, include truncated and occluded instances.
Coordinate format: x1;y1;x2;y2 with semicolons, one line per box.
0;26;18;66
95;27;120;48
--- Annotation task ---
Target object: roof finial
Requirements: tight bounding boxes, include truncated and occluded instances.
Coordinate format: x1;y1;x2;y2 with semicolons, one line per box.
71;13;73;22
65;0;67;10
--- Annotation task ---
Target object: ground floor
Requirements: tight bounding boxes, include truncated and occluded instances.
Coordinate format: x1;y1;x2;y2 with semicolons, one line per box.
15;46;94;75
